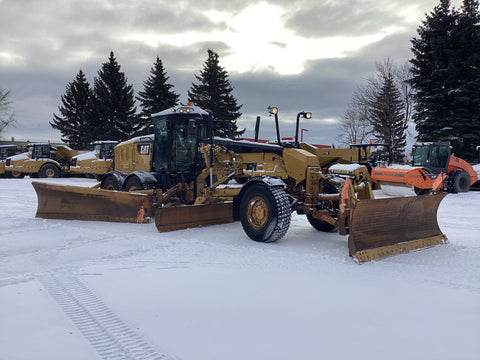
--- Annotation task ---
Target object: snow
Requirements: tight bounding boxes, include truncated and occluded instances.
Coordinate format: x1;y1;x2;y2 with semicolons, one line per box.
0;178;479;360
329;163;365;172
72;150;98;161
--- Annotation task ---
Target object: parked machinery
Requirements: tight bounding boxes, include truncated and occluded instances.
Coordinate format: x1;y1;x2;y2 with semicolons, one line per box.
68;140;118;178
0;144;18;177
5;143;77;178
371;141;478;194
33;105;447;263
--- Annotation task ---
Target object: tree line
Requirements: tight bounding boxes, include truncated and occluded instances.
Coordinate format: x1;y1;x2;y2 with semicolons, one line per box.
50;49;243;149
2;0;479;161
339;0;480;162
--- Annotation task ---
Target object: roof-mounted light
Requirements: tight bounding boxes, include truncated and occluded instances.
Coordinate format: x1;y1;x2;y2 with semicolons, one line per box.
267;106;278;115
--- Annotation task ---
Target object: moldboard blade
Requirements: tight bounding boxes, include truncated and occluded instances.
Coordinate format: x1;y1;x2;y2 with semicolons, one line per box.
155;202;234;232
348;193;447;263
33;181;152;223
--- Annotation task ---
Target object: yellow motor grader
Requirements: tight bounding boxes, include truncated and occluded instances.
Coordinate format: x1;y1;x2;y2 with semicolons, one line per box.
33;105;447;263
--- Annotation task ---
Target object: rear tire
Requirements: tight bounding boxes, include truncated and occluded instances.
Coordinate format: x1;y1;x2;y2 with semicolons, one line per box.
123;176;144;192
102;174;122;190
448;170;470;193
38;164;60;178
240;182;291;242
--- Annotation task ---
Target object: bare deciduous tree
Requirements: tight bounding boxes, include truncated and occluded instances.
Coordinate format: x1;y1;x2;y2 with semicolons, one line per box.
337;93;372;146
0;88;16;136
338;59;414;158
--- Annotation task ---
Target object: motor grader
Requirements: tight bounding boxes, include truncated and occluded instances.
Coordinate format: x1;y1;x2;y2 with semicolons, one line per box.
33;105;447;263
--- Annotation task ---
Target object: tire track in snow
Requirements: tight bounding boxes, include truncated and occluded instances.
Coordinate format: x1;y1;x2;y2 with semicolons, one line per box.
39;270;176;360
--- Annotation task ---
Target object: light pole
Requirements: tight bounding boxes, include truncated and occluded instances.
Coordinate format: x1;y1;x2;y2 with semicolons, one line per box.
268;106;282;145
295;111;312;147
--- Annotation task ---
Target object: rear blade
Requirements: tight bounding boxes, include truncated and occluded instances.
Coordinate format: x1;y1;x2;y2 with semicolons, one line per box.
33;181;152;223
348;193;447;263
155;202;234;232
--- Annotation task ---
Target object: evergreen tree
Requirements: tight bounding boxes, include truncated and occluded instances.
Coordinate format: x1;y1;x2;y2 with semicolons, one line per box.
188;50;244;137
51;70;94;148
410;0;480;160
450;0;480;159
92;51;139;141
136;56;179;133
369;73;408;163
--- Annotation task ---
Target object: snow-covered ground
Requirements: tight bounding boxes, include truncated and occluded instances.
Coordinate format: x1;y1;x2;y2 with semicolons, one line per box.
0;178;479;360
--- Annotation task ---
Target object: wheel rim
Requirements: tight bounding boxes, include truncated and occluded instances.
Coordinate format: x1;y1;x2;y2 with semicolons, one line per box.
104;184;116;190
45;168;55;177
246;196;269;230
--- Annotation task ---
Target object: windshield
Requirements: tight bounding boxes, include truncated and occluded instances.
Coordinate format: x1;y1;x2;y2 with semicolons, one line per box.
413;144;450;169
412;145;430;167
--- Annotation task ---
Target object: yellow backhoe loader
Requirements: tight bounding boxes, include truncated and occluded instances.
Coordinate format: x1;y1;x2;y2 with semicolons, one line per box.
33;105;447;263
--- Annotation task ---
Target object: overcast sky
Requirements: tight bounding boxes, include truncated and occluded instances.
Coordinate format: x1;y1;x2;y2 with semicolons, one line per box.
0;0;464;147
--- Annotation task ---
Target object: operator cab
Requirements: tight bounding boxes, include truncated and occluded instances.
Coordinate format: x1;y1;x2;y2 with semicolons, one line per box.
412;142;451;174
92;141;118;159
0;145;17;160
151;105;210;189
31;143;53;159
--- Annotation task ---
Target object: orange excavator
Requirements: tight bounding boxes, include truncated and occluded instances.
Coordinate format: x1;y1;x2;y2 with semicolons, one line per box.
371;142;478;194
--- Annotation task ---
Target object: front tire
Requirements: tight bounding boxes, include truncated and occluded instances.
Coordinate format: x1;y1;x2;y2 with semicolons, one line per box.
448;170;470;193
306;214;336;232
7;171;25;179
38;164;60;178
240;182;291;242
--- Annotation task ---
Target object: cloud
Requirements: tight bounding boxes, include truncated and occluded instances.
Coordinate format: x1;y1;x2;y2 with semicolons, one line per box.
0;0;465;145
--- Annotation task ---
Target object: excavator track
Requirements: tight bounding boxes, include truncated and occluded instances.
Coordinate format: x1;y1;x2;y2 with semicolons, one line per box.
348;192;447;263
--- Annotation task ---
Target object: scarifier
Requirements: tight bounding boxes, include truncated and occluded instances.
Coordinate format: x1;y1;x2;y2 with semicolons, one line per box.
33;105;447;263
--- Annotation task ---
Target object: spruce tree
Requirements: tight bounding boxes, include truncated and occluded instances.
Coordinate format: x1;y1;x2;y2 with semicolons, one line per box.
450;0;480;159
410;0;480;160
92;51;139;141
369;73;408;163
51;70;94;148
188;50;244;137
136;56;179;133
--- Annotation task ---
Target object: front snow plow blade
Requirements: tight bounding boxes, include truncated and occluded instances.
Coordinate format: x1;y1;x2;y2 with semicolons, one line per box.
33;181;153;223
348;193;447;263
155;202;234;232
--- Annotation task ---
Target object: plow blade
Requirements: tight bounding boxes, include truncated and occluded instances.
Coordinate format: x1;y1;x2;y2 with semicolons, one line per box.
33;181;153;223
155;202;234;232
348;193;447;263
